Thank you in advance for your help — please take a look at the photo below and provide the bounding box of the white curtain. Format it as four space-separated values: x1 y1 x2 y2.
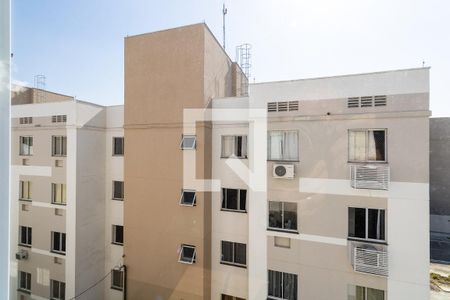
283 131 298 161
367 130 377 161
349 131 366 161
241 136 248 158
269 132 283 160
221 136 235 157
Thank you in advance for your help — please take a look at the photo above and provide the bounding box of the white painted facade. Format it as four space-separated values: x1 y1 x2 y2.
10 99 124 300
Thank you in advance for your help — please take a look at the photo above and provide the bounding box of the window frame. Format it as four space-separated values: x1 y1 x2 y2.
112 137 124 156
179 189 197 206
52 136 67 157
220 240 247 268
19 180 31 201
221 188 247 213
51 231 66 255
19 136 33 156
178 244 196 264
19 117 33 125
52 115 67 123
268 201 298 233
111 268 124 291
221 295 245 300
267 130 299 162
220 135 248 159
18 271 31 292
51 183 67 205
268 269 298 300
347 285 385 300
180 135 196 150
112 181 124 200
348 129 387 163
19 226 32 247
50 279 65 300
112 225 124 245
348 207 386 243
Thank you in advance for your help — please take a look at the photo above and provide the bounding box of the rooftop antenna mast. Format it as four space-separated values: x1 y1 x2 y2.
222 2 227 50
34 74 46 103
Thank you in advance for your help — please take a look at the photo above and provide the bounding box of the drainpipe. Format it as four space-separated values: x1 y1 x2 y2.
122 265 127 300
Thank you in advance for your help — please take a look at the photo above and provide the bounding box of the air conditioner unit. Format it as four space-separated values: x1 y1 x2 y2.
16 249 28 260
273 164 294 179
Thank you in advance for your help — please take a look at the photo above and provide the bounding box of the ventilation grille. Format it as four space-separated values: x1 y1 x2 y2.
267 101 299 112
350 164 390 190
347 95 387 108
353 247 388 277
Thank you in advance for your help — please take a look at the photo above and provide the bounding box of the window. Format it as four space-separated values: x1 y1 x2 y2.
51 231 66 254
348 285 385 300
19 226 32 246
52 183 66 205
180 190 196 206
349 129 386 162
268 270 298 300
50 279 65 300
348 208 385 241
113 137 124 156
222 188 246 212
180 135 196 149
19 181 31 200
268 131 298 161
111 268 124 290
221 136 247 158
178 244 196 264
112 225 124 245
19 117 33 124
18 271 31 292
52 115 67 123
268 201 298 232
221 241 246 267
221 295 245 300
113 181 124 200
52 136 67 157
19 136 33 156
274 237 291 248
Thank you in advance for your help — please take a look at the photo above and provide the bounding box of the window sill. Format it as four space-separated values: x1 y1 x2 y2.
267 228 299 234
18 198 32 202
51 202 67 206
220 157 248 160
17 289 31 295
347 237 387 245
112 242 124 246
52 155 67 158
267 159 299 163
19 154 33 157
348 161 388 164
18 244 31 248
112 198 124 201
110 286 124 291
179 203 196 207
220 261 247 269
112 154 124 157
50 250 66 256
221 209 247 214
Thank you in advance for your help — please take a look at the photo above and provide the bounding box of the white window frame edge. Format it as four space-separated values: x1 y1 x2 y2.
178 244 196 264
180 135 197 150
348 207 387 243
179 189 196 206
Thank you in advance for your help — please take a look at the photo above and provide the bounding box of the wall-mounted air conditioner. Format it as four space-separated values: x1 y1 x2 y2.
16 249 29 260
273 164 294 179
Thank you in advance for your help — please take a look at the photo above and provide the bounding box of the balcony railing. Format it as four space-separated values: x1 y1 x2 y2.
353 245 388 277
350 164 390 190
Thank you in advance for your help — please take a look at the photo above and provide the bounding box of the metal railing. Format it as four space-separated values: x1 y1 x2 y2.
353 246 388 276
350 164 390 190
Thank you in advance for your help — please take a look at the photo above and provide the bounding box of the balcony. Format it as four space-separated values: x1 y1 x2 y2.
350 164 390 190
350 241 388 277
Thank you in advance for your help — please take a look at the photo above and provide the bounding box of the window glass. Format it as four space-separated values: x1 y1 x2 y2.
239 190 247 211
234 242 246 265
180 135 196 149
368 209 385 240
283 272 298 300
349 129 386 162
180 190 196 206
179 245 196 263
268 270 283 298
348 207 366 239
113 137 124 155
269 202 283 229
113 225 124 244
367 288 385 300
111 269 124 290
283 202 297 230
268 131 298 161
226 189 238 210
113 181 124 199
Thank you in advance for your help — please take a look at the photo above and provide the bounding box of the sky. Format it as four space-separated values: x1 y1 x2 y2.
11 0 450 116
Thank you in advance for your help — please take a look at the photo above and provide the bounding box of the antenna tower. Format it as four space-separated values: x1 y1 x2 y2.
34 75 46 103
236 44 252 96
222 3 227 49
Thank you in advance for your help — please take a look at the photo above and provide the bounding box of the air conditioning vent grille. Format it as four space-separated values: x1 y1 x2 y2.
353 247 388 276
288 101 299 111
350 164 390 190
347 95 387 108
267 101 300 112
267 102 277 112
277 102 288 112
374 95 387 106
347 97 360 108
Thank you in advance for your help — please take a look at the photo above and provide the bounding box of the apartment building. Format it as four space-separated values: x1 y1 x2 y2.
10 23 430 300
124 23 430 300
430 117 450 263
10 87 125 300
